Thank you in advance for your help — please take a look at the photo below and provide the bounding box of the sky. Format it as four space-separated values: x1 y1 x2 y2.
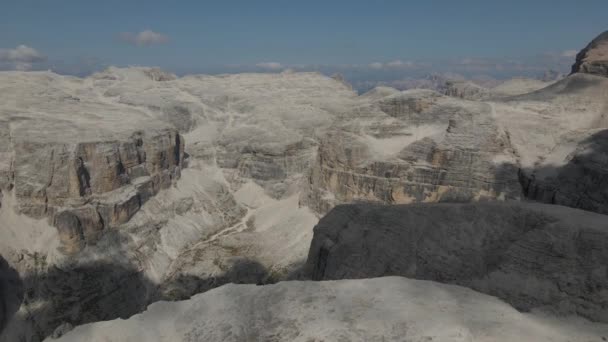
1 0 607 89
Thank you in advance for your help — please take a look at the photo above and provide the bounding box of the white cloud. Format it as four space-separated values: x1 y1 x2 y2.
369 62 384 69
561 49 578 58
386 60 415 68
120 30 169 46
0 45 46 70
386 60 404 67
368 60 416 69
256 62 283 70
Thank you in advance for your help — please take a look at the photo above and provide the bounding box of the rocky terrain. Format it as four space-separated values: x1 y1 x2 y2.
0 31 606 341
50 277 608 342
443 78 555 100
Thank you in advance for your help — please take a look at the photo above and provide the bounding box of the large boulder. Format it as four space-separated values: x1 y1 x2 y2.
304 202 608 322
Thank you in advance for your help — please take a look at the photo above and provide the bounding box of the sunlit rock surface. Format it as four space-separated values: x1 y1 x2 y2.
51 277 608 342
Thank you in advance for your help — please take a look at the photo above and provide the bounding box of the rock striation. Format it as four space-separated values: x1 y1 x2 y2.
0 69 353 341
0 70 185 253
443 80 491 100
305 89 522 214
305 202 608 322
571 31 608 77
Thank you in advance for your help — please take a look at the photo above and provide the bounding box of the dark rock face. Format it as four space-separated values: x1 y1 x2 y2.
519 130 608 215
1 258 151 342
571 31 608 77
0 255 23 336
304 202 608 322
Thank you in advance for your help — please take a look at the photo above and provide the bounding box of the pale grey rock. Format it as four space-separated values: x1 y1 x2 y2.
305 89 522 214
0 69 350 341
305 202 608 322
443 80 491 100
1 44 607 341
51 277 608 342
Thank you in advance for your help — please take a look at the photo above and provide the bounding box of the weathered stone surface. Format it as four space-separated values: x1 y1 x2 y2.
571 31 608 77
52 277 608 342
305 90 522 214
305 202 608 322
0 69 350 341
444 80 491 100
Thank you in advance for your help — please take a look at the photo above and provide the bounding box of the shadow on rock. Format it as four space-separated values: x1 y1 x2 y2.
1 229 276 342
158 258 271 302
1 258 154 342
516 129 608 215
0 254 24 336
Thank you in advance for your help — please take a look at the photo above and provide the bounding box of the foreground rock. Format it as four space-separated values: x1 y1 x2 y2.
305 202 608 322
50 277 608 342
572 31 608 77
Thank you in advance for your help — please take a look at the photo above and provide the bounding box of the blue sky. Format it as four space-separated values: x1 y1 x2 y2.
1 0 606 87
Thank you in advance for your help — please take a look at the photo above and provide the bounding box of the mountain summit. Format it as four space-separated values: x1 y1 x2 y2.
571 30 608 77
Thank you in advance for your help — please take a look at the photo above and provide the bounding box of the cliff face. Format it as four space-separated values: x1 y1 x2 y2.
0 71 185 254
305 90 523 214
304 202 608 322
571 31 608 77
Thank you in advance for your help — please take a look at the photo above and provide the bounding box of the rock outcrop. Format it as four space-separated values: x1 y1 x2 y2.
571 31 608 77
14 129 184 253
305 202 608 322
51 277 608 342
443 80 491 100
305 89 522 214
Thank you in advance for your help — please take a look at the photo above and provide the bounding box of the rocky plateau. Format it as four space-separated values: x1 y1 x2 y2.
0 31 607 342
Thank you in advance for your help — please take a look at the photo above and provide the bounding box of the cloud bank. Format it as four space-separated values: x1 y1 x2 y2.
0 45 46 70
256 62 283 70
561 50 578 58
119 30 169 46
